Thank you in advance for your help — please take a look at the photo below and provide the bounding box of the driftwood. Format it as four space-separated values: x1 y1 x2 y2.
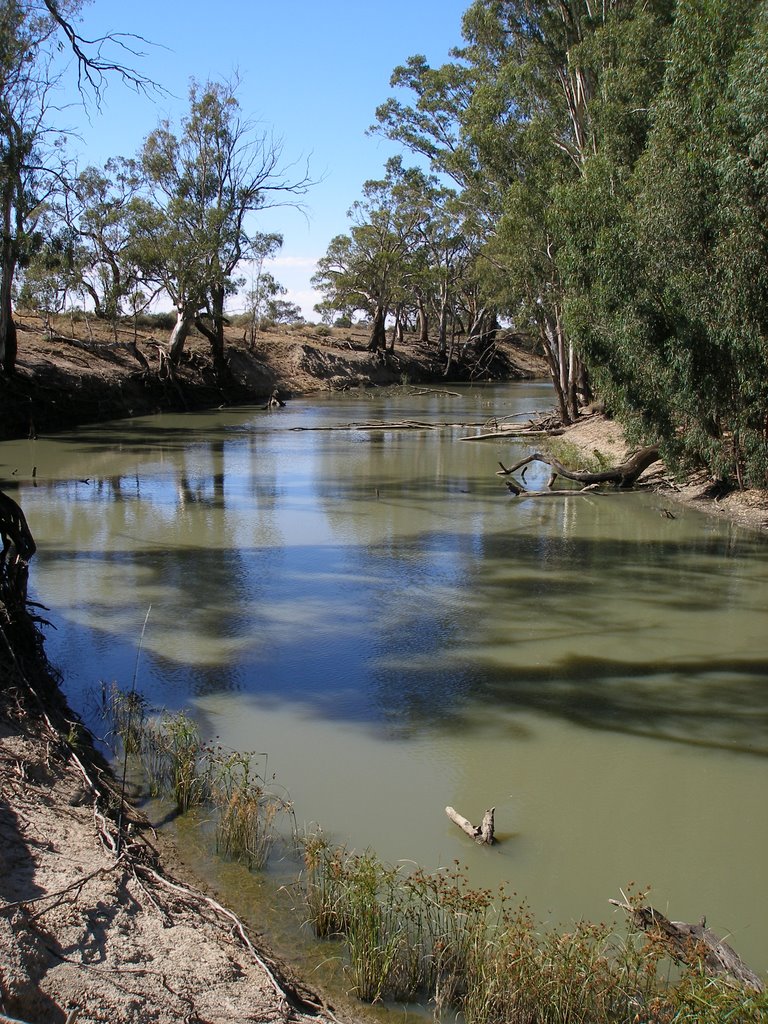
290 420 475 432
497 445 661 496
461 427 566 442
609 896 764 992
445 805 495 844
262 389 286 409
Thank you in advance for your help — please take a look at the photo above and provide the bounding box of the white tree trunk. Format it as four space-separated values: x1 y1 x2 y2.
168 306 194 364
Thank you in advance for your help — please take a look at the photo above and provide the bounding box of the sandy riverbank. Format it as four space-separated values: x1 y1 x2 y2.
562 413 768 535
0 642 344 1024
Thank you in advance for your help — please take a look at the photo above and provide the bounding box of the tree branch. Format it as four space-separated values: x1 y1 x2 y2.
43 1 163 104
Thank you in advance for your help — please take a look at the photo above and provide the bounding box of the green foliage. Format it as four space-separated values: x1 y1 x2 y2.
135 78 309 364
371 0 768 483
561 0 768 486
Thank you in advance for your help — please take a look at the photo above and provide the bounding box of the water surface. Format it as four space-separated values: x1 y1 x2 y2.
3 381 766 975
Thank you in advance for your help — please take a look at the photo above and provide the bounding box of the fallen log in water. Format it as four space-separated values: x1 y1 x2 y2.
609 895 764 992
497 445 662 496
460 427 566 442
445 805 495 844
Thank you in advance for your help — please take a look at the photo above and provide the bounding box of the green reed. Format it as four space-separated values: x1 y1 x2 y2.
209 748 290 870
102 680 148 756
299 840 768 1022
103 686 290 869
141 709 210 811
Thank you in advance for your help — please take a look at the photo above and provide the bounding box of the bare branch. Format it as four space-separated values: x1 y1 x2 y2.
42 0 164 105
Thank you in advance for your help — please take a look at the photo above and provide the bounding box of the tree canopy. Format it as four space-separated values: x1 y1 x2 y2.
321 0 767 486
6 0 768 488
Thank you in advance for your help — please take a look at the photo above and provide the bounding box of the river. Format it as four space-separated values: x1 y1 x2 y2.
3 381 767 993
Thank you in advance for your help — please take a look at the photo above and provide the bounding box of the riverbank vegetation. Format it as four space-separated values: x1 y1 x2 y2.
101 684 768 1020
299 837 767 1021
315 0 768 492
104 685 293 871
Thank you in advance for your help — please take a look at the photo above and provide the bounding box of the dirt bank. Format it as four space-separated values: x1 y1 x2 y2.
1 314 546 441
0 613 343 1024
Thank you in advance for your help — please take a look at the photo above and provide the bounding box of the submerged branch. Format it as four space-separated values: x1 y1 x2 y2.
610 895 764 992
497 446 662 496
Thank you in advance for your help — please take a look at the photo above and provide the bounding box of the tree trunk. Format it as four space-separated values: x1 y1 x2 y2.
0 271 17 376
539 308 574 426
436 297 449 356
417 295 429 343
498 446 662 494
367 305 387 352
168 306 195 364
389 303 404 352
0 190 18 375
207 282 226 372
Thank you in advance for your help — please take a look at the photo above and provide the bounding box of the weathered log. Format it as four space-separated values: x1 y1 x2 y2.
609 896 764 992
446 805 495 845
461 428 565 442
498 445 661 496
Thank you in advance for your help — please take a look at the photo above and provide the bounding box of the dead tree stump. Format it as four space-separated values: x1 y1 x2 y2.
446 805 495 844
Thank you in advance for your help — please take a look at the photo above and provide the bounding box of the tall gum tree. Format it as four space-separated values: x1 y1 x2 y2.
0 0 157 373
137 79 311 372
373 1 665 423
312 159 423 352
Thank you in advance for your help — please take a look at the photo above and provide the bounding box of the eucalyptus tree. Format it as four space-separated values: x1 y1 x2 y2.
387 162 477 356
0 0 156 373
570 0 768 485
312 159 422 351
372 5 591 420
47 157 148 323
137 78 310 369
243 230 284 345
1 1 62 372
374 3 668 419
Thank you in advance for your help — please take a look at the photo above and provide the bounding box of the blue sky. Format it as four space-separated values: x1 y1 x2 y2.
65 0 471 319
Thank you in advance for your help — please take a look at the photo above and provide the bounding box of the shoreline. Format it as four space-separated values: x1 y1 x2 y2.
560 413 768 537
0 634 345 1024
2 330 766 1021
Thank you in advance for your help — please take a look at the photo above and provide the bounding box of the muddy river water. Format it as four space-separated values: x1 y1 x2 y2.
3 381 767 989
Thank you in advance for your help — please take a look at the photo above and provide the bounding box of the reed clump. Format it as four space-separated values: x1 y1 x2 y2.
102 681 148 756
209 748 287 870
299 838 768 1022
104 686 292 870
